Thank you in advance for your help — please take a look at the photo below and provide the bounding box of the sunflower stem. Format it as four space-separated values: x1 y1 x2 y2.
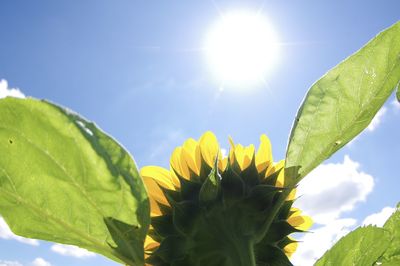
232 237 256 266
254 188 291 244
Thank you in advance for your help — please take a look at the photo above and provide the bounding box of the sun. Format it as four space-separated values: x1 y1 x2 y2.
205 11 279 88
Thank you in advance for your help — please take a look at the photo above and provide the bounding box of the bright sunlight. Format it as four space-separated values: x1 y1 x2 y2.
205 11 279 87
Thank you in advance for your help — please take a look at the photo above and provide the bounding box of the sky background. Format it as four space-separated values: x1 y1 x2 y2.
0 1 399 265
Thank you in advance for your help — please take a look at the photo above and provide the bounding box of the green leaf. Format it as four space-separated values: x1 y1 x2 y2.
396 83 400 102
315 226 391 266
381 205 400 263
382 260 400 266
286 21 400 180
0 97 150 265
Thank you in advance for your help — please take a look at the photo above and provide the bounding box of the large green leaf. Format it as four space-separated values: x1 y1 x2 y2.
315 226 391 266
0 97 150 265
286 21 400 180
381 205 400 264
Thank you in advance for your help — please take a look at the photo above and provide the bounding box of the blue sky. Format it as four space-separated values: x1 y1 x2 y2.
0 1 399 265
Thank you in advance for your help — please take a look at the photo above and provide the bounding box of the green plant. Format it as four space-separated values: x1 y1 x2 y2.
0 21 399 266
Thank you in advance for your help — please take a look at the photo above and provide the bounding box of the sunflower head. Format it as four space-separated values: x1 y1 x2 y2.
141 132 312 266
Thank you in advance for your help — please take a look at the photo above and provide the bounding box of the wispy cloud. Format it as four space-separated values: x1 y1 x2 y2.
0 217 39 246
362 206 396 227
291 155 374 265
0 79 25 99
292 205 397 265
367 106 387 132
291 218 357 266
0 261 23 266
148 129 185 160
295 155 374 224
50 244 95 258
31 258 51 266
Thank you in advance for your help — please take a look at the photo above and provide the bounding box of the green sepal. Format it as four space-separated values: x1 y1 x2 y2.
263 220 301 243
172 201 199 236
255 244 293 266
277 200 295 220
151 215 175 238
158 203 173 216
152 235 188 263
160 186 182 205
199 159 213 182
145 254 169 266
246 185 281 212
241 154 260 189
199 156 221 206
263 168 283 186
198 256 229 266
147 227 163 245
175 174 202 202
229 151 243 176
278 236 298 250
221 160 245 205
171 256 198 266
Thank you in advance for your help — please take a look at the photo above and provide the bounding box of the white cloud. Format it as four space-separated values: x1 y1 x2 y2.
291 218 357 266
366 106 387 131
31 258 51 266
292 156 379 264
0 261 23 266
0 79 25 99
220 148 228 158
362 206 396 227
148 130 185 160
296 155 374 224
292 206 397 265
51 244 95 258
0 217 40 246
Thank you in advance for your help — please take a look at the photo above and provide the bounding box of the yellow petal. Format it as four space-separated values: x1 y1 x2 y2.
243 144 255 168
255 134 273 173
301 216 313 230
265 159 285 181
170 147 191 180
284 241 298 258
288 209 313 231
141 166 179 190
148 197 163 217
199 131 220 168
144 234 159 251
228 136 236 162
142 176 169 207
265 160 285 187
218 157 228 172
275 168 285 187
182 138 201 176
233 143 255 171
287 188 297 201
289 207 301 217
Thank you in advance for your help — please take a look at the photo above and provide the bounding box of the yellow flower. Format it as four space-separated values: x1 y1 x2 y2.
141 131 312 265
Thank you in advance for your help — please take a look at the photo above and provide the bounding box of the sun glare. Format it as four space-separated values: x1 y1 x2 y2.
205 11 279 88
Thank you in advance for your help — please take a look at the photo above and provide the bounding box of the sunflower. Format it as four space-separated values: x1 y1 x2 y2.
141 132 312 266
